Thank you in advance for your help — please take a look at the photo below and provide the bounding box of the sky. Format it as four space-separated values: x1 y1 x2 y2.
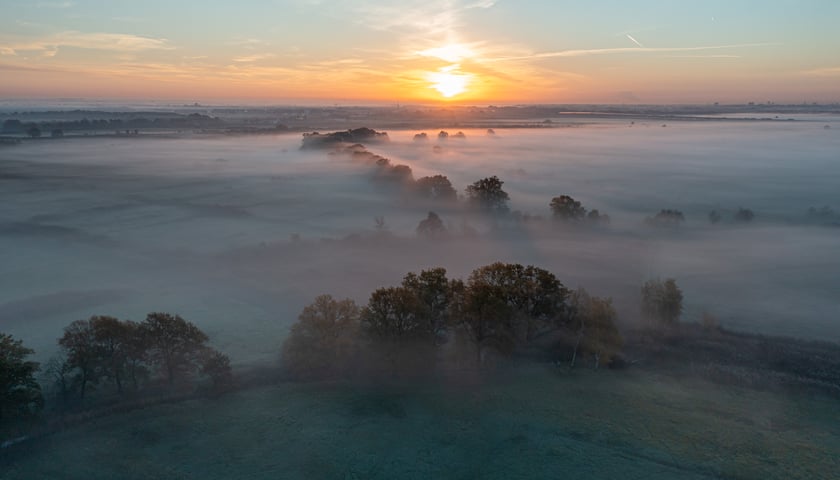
1 0 839 105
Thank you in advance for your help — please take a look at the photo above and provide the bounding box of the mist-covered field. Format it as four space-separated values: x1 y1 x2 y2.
4 367 839 480
2 118 839 364
3 115 840 478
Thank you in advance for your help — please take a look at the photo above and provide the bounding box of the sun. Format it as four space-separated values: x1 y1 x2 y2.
428 66 472 98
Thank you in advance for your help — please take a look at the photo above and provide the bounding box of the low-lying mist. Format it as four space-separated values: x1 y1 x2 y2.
2 119 839 364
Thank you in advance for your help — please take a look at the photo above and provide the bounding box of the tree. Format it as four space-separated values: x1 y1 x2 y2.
362 287 428 344
454 279 514 363
645 209 685 227
281 295 361 378
0 333 43 422
467 263 569 342
415 175 457 202
2 119 24 133
400 268 461 345
201 349 233 390
456 263 569 363
641 278 683 326
51 129 64 138
141 313 209 385
734 208 754 223
587 209 610 224
569 289 622 369
465 176 510 213
708 210 722 224
550 195 586 221
89 316 135 393
58 319 99 399
416 211 447 238
44 354 74 408
26 125 41 138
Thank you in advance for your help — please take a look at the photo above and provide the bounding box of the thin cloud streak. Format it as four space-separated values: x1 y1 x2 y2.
625 34 644 48
487 43 777 62
0 31 173 55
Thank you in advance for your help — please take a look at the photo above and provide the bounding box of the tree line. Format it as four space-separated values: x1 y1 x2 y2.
2 270 683 428
282 263 684 380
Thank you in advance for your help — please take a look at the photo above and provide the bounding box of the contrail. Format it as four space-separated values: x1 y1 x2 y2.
626 34 644 48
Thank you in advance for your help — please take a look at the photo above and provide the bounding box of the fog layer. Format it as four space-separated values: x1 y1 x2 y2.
2 119 839 362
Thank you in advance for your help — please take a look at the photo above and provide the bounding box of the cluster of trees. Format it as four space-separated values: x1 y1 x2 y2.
51 313 231 403
302 127 389 149
550 195 611 224
0 313 231 427
708 208 755 224
321 136 620 225
281 263 632 379
645 209 686 227
2 275 687 427
640 279 684 326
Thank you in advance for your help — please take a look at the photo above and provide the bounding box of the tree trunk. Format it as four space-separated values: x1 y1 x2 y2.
570 333 582 368
594 352 600 370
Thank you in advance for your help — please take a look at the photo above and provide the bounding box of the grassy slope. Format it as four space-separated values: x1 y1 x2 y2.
3 365 838 480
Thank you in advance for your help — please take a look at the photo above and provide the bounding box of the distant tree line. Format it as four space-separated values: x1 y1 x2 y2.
1 114 221 136
314 132 786 232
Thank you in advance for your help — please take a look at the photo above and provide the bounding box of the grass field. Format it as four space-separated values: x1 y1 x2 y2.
3 365 838 479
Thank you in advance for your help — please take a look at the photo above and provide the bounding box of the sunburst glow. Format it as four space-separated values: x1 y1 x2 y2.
428 66 472 98
417 43 475 63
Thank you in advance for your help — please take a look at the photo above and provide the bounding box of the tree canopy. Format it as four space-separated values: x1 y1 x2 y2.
416 211 447 239
465 176 510 213
0 333 43 421
281 295 361 378
550 195 587 221
641 278 683 326
142 312 210 385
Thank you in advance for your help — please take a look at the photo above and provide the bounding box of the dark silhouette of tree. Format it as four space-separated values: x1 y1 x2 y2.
465 176 510 213
550 195 586 221
141 313 209 385
415 175 457 202
58 319 99 399
50 129 64 138
362 287 428 344
587 209 610 224
400 268 462 345
201 350 233 390
734 208 754 223
416 211 447 238
437 130 449 140
708 210 722 224
456 263 569 363
44 354 75 408
645 209 685 227
89 316 137 394
2 119 24 133
413 132 428 141
1 333 43 421
454 278 514 363
282 295 361 378
641 278 683 326
26 125 41 138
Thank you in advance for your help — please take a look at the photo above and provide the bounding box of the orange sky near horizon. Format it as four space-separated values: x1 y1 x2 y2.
2 1 839 105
